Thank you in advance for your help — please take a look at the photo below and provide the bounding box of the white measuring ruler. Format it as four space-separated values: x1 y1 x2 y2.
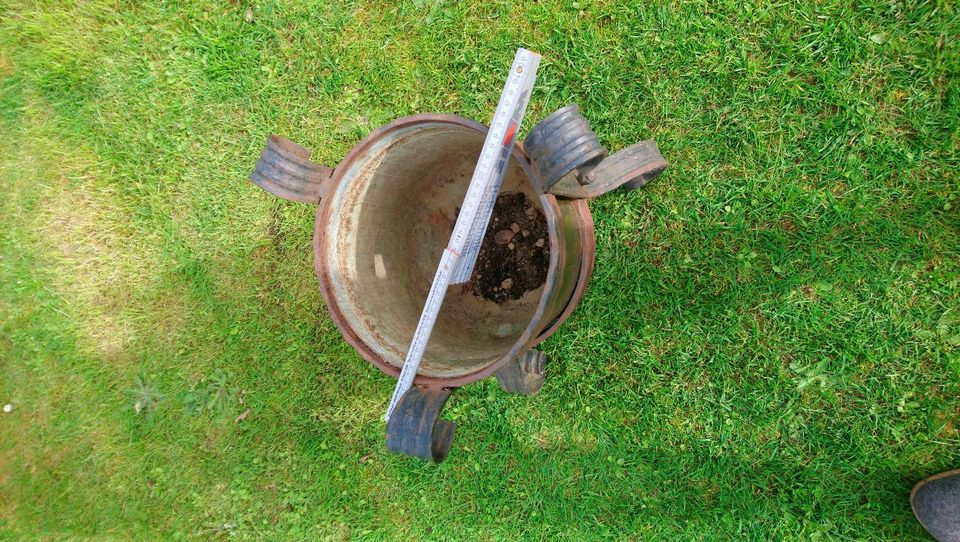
384 48 540 421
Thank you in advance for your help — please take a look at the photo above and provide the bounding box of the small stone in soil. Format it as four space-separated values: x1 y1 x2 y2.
521 229 530 237
535 238 545 247
495 229 516 245
508 242 515 250
510 223 520 233
501 278 513 289
525 207 536 217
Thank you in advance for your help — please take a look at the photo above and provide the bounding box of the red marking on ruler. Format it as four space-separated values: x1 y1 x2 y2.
502 121 517 147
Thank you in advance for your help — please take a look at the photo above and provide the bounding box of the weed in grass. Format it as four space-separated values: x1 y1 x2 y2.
182 369 237 416
128 370 164 419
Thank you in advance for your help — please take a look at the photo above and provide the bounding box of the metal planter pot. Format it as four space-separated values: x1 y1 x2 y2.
249 105 667 462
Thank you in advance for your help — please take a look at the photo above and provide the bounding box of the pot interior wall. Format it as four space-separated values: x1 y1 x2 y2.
324 122 548 379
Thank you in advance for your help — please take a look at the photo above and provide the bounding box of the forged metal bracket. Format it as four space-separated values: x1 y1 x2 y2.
385 386 456 463
523 104 606 193
580 140 668 195
250 135 334 204
495 349 546 396
523 104 668 199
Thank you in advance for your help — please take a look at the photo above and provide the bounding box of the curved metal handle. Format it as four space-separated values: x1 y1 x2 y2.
524 104 607 190
250 135 334 204
578 140 668 196
385 386 456 463
523 104 668 199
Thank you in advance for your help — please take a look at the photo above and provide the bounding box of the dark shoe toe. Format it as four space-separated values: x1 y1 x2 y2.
912 470 960 542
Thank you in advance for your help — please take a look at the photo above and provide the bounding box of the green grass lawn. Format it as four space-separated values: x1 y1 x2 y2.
1 0 958 539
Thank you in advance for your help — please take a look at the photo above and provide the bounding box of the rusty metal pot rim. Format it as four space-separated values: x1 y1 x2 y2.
313 113 594 388
533 197 595 344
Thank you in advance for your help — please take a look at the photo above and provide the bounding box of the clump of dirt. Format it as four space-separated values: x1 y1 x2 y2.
466 192 549 304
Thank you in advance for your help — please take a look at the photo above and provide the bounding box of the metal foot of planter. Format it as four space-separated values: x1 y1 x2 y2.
385 386 455 463
496 349 546 396
246 104 667 462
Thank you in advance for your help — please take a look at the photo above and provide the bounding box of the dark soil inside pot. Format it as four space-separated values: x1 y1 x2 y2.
464 192 550 304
